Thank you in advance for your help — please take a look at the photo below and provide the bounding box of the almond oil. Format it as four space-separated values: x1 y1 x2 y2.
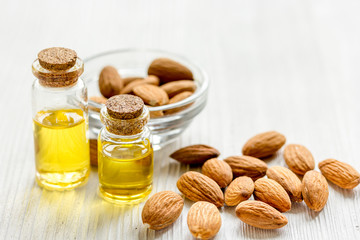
98 95 153 204
98 138 153 203
33 109 90 190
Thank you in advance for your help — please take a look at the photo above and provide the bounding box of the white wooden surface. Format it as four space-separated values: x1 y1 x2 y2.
1 0 360 239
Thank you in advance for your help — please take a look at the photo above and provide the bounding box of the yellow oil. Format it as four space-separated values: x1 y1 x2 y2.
33 109 90 190
98 137 153 204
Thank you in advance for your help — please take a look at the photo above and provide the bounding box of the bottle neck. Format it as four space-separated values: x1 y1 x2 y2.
101 126 151 142
100 106 150 136
32 58 84 88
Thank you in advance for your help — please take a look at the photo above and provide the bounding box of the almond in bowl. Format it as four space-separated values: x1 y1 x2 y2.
83 49 208 149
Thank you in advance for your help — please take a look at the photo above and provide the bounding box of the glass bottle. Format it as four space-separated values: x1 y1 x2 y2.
31 47 90 190
98 94 153 204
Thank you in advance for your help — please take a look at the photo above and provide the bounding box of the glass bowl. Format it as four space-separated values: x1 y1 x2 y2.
83 49 209 149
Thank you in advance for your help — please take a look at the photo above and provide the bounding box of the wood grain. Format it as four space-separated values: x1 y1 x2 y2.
0 0 360 239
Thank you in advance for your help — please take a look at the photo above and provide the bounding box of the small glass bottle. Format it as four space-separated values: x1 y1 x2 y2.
98 94 153 204
31 47 90 190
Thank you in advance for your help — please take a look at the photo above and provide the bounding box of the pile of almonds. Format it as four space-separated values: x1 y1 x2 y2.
90 58 197 117
141 131 360 239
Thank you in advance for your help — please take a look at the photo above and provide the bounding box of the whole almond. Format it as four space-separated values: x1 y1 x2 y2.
202 158 233 188
254 178 291 212
120 75 160 94
164 91 193 115
170 144 220 165
266 166 303 202
302 170 329 211
235 200 288 229
225 176 254 206
133 84 169 106
284 144 315 175
160 80 196 98
319 159 360 189
99 66 123 98
122 76 143 86
142 191 184 230
89 139 98 166
148 58 193 84
187 201 221 240
224 156 267 180
242 131 286 158
177 171 224 207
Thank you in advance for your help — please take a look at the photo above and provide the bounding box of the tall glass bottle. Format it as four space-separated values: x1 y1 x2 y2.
31 47 90 190
98 94 153 204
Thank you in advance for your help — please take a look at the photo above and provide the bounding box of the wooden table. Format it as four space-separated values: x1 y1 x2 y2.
1 0 359 239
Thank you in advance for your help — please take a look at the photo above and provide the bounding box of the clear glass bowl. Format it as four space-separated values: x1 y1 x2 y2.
83 49 209 149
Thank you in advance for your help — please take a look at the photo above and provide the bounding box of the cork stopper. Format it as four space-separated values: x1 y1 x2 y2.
106 95 144 120
32 47 83 88
101 94 149 135
38 47 77 71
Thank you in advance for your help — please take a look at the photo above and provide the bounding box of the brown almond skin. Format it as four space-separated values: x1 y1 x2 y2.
302 170 329 211
160 80 196 98
224 156 267 180
122 76 143 86
89 139 98 166
170 145 220 165
120 75 160 94
225 176 254 206
133 84 169 106
187 201 221 239
177 171 224 207
319 159 360 189
202 158 233 188
142 191 184 230
148 108 164 119
164 91 193 115
235 200 288 229
254 178 291 212
242 131 286 158
284 144 315 175
148 58 193 84
99 66 123 98
266 166 303 202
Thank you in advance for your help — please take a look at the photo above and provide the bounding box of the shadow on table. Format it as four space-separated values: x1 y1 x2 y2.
328 181 358 199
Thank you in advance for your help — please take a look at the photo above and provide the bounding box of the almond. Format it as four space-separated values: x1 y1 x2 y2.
242 131 286 158
122 76 143 86
160 80 196 98
164 91 193 115
319 159 360 189
253 178 291 212
89 139 98 166
235 200 288 229
202 158 233 188
177 171 224 207
99 66 123 98
133 84 169 106
142 191 184 230
170 144 220 165
120 75 160 94
283 144 315 175
266 166 303 202
148 107 164 118
148 58 193 84
224 176 254 206
187 201 221 239
302 170 329 211
224 156 267 180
